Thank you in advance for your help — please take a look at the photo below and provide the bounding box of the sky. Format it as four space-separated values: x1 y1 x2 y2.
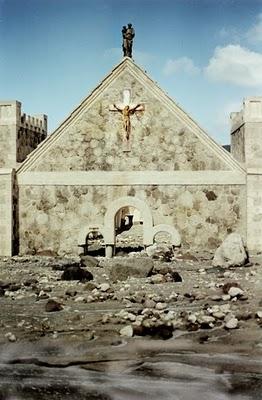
0 0 262 145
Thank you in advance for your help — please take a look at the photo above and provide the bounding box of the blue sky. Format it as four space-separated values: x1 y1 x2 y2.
0 0 262 144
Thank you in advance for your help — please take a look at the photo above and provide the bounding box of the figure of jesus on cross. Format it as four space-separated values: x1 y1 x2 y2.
110 89 144 149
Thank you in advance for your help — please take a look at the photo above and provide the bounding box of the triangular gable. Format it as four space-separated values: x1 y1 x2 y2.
17 57 245 174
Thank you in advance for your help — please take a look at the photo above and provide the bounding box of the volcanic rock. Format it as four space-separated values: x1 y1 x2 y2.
80 255 100 268
61 266 93 282
45 299 63 312
109 258 153 282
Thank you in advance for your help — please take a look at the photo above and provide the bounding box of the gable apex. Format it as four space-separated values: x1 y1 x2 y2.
18 57 244 174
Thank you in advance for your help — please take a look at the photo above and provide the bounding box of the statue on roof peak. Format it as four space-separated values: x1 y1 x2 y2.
122 23 135 58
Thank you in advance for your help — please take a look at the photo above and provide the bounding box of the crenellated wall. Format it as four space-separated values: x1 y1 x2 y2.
0 101 47 168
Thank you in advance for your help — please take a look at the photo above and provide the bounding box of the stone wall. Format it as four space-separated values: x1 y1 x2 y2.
231 125 245 164
18 184 246 255
244 121 262 168
0 101 47 168
17 127 46 163
247 174 262 252
0 125 16 168
0 170 14 256
30 71 230 172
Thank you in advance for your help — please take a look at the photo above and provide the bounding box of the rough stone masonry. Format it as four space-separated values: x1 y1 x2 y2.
0 57 262 257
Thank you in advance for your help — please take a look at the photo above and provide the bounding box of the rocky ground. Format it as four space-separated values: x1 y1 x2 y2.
0 233 261 399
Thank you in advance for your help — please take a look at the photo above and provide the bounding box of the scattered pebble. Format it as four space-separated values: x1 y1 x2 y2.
225 317 238 329
5 332 16 342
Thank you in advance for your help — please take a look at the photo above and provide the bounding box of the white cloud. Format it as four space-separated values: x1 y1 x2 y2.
246 13 262 43
218 27 241 42
205 44 262 87
163 57 200 76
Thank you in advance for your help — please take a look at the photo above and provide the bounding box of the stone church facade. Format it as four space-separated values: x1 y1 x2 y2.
0 58 261 257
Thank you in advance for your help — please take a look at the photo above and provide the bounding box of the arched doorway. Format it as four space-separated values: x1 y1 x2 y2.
114 206 144 255
154 231 173 245
78 225 105 256
152 224 181 247
84 229 105 256
104 196 153 257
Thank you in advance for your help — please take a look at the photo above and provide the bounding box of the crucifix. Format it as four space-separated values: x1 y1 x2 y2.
110 89 144 151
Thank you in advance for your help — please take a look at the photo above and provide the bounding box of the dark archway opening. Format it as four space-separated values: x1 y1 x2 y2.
153 231 173 245
114 206 144 255
81 230 105 257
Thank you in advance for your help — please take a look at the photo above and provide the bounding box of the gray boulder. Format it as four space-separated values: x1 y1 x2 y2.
80 255 100 268
212 233 247 267
109 257 154 282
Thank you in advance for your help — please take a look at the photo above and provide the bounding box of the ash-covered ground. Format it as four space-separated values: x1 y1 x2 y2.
0 231 261 399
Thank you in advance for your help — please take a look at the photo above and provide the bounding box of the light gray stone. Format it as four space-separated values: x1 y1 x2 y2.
212 233 248 267
222 294 231 301
5 332 16 342
228 286 244 298
120 325 133 337
212 311 225 320
198 315 215 324
99 283 110 292
188 314 197 323
143 299 156 308
151 274 166 284
225 317 238 329
74 296 86 302
155 302 167 310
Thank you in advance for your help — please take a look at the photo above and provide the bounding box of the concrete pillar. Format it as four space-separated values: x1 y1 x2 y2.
105 245 114 258
0 169 14 256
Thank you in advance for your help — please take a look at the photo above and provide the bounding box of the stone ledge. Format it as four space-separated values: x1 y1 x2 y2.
17 171 246 186
0 168 14 175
